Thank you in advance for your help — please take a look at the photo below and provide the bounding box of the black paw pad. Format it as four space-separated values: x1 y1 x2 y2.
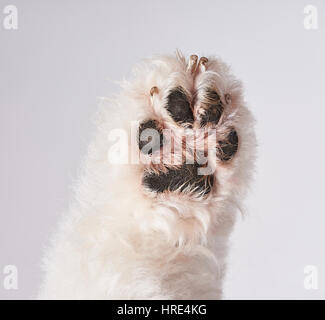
200 89 224 127
138 120 164 154
142 163 214 195
166 87 194 125
218 128 238 161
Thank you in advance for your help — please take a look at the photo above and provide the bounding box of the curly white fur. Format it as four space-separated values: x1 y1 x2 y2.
38 51 256 300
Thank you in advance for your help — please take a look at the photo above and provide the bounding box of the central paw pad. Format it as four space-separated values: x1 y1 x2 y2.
143 163 214 195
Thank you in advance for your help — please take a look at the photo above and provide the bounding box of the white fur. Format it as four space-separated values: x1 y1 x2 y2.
38 51 256 300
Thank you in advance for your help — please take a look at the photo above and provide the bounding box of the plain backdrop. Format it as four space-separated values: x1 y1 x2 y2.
1 0 324 299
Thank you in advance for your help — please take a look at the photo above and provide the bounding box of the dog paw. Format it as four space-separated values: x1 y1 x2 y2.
137 56 239 197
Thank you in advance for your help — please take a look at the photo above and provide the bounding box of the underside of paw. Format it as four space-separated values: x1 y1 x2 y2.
137 55 240 197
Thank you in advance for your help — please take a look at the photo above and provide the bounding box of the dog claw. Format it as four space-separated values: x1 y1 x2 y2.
225 93 232 104
187 54 198 74
150 86 159 96
150 86 159 105
199 57 208 72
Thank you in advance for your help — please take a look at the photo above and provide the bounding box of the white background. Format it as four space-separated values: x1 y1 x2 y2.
1 0 324 299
